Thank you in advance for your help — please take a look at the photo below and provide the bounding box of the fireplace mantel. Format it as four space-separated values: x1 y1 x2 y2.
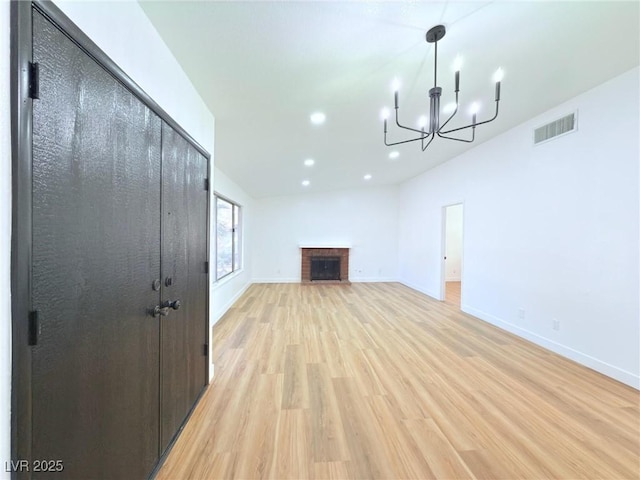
300 247 350 284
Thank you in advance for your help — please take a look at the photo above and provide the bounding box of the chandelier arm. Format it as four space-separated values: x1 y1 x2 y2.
439 101 500 135
421 133 436 151
438 106 459 131
395 109 426 135
436 129 475 143
384 131 430 147
437 91 459 131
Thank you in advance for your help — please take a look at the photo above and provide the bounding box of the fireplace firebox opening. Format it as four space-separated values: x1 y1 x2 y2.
310 256 341 281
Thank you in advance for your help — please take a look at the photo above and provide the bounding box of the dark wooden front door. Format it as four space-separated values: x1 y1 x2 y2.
160 124 209 451
31 10 161 479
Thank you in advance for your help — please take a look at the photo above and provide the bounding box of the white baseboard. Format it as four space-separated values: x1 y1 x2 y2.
350 277 398 283
252 277 399 284
252 277 299 284
445 276 461 282
398 279 441 301
462 305 640 390
212 281 252 324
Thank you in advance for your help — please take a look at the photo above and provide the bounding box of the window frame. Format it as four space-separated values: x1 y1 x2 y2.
214 193 242 281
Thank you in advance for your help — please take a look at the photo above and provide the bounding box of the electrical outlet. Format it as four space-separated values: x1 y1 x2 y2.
518 308 525 320
553 319 560 331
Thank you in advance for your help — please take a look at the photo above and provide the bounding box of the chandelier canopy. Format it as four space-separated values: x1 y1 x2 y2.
382 25 503 151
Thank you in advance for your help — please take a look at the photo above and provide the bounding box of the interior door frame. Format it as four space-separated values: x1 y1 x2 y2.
10 0 211 474
440 201 465 303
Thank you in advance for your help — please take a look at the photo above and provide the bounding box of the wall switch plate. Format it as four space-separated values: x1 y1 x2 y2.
518 308 525 320
553 319 560 331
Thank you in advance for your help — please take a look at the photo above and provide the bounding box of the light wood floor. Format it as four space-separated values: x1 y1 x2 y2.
445 281 461 307
157 283 640 480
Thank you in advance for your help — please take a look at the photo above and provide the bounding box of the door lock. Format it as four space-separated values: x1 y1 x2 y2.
150 305 170 317
163 300 181 311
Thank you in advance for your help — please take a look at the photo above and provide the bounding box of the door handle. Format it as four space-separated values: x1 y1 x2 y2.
163 300 181 311
150 305 170 317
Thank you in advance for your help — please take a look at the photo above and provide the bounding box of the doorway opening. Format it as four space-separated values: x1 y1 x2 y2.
441 203 464 308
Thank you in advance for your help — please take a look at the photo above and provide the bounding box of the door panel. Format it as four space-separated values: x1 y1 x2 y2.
32 10 161 478
160 124 209 451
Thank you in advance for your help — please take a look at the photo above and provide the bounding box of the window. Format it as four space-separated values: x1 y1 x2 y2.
215 195 242 280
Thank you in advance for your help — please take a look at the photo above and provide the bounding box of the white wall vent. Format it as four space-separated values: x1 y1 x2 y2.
533 112 577 145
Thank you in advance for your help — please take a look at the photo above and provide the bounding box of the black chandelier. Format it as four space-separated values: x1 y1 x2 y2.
383 24 502 151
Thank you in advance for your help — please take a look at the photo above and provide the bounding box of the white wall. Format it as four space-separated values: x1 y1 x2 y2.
252 186 399 283
213 167 254 323
1 1 216 470
445 204 463 282
0 0 12 474
399 67 639 388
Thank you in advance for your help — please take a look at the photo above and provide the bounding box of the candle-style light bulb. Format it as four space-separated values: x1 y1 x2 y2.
493 68 503 101
469 102 479 125
391 78 400 109
381 108 390 121
418 116 427 129
453 55 462 93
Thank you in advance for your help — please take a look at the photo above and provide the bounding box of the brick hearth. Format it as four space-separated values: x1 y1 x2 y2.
300 247 350 284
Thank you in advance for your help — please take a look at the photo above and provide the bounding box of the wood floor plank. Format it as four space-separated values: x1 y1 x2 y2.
403 417 476 480
332 377 395 479
157 283 640 480
306 363 350 462
312 461 351 480
281 344 310 409
269 409 312 479
366 394 437 479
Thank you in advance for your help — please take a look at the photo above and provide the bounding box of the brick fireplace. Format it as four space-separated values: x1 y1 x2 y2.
300 247 350 284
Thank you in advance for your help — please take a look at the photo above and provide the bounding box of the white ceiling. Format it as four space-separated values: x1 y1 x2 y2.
140 1 639 199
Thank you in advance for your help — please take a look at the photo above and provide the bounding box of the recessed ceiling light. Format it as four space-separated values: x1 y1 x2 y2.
389 151 400 160
301 180 310 187
310 112 326 125
364 174 372 181
304 158 315 167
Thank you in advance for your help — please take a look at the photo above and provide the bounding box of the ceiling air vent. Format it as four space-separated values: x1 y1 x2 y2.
533 112 577 145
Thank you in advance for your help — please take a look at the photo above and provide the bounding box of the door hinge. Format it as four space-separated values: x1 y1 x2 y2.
204 178 209 191
203 344 209 356
29 62 40 99
204 261 209 274
28 311 40 346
